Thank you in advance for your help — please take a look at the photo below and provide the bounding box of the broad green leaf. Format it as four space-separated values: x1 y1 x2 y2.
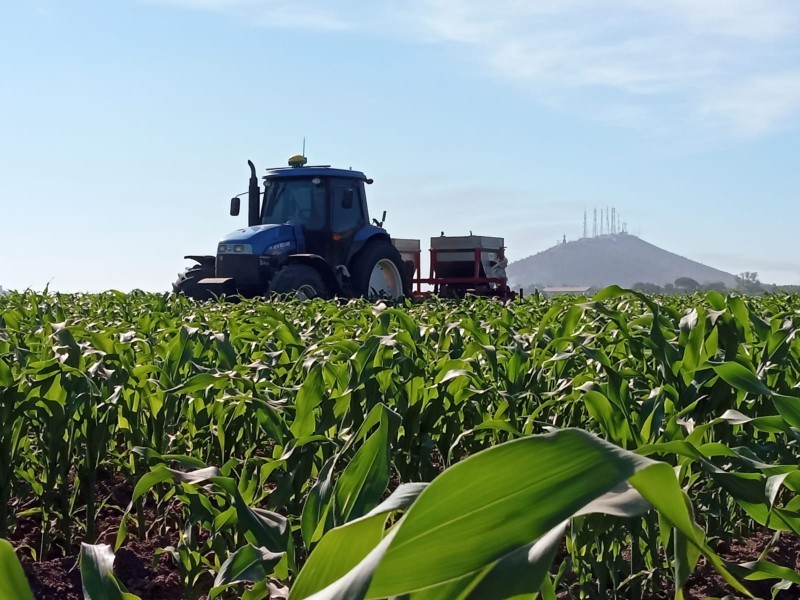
212 477 289 553
368 429 652 596
773 394 800 429
713 362 772 396
628 463 746 595
168 372 224 394
210 544 284 597
333 407 391 524
292 483 427 600
301 429 742 600
79 543 140 600
292 365 325 437
0 539 34 600
0 358 13 387
301 455 338 546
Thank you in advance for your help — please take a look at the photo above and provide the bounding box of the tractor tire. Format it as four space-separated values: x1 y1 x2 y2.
350 240 409 300
173 263 216 300
268 264 330 299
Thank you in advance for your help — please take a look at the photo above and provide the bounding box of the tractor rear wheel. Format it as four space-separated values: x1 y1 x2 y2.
350 241 408 300
173 263 216 300
268 264 330 299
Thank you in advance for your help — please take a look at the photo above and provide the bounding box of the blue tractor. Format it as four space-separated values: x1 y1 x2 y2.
174 156 409 300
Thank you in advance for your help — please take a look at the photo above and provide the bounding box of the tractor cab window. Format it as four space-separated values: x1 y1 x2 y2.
261 178 326 230
330 179 363 234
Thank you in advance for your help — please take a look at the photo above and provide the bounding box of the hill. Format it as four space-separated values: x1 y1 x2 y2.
507 234 738 290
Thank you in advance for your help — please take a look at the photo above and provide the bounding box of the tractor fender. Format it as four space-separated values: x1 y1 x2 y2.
346 229 391 265
184 255 216 267
284 254 341 295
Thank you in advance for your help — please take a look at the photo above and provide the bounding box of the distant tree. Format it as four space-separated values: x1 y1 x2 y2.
632 282 662 294
700 281 727 292
663 283 675 294
736 271 764 295
674 277 700 293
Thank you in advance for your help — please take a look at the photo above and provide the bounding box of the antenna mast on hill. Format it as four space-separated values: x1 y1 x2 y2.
586 206 627 237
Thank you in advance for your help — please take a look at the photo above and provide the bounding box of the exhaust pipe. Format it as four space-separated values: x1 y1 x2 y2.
247 160 260 227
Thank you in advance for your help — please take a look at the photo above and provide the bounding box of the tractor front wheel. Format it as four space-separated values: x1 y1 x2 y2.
351 241 408 300
173 263 216 300
268 264 330 299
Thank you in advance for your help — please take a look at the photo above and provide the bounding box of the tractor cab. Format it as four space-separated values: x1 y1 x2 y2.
256 158 372 266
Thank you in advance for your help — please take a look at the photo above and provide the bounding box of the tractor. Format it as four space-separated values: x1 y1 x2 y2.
174 155 409 300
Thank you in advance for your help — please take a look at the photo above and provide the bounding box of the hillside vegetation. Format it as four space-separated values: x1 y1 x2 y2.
508 233 738 290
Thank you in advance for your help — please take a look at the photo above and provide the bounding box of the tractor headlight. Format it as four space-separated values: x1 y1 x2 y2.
266 241 293 255
218 243 252 254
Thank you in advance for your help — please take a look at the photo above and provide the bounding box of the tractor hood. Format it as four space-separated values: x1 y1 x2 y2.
217 223 302 255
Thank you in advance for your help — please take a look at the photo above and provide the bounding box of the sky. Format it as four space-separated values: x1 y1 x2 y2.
1 0 799 292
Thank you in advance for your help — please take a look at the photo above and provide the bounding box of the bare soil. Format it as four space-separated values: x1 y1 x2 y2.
682 529 800 600
11 470 184 600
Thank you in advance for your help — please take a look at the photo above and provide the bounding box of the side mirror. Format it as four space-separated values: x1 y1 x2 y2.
342 189 354 209
230 197 240 216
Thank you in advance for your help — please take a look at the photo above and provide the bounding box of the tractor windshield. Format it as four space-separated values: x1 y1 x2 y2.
261 178 326 230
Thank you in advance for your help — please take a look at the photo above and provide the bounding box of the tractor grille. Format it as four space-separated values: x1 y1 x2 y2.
216 254 261 285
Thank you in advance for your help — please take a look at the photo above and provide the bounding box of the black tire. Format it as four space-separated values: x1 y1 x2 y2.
350 240 409 300
173 263 216 300
268 264 330 299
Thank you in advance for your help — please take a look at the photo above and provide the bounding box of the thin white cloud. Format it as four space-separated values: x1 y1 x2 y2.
701 73 800 135
650 0 798 40
141 0 800 136
404 0 800 136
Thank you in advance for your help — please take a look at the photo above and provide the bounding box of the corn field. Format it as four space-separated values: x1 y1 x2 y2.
1 287 800 599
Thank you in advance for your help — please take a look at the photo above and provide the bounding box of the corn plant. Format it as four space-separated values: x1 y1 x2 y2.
2 289 800 598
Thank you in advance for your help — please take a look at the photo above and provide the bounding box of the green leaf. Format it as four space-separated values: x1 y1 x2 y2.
628 463 746 595
212 477 289 553
368 429 652 596
0 358 13 387
168 372 223 394
412 483 650 600
713 362 772 396
211 544 284 595
726 559 800 585
300 429 747 600
131 465 221 504
301 455 338 546
333 407 391 525
584 390 631 447
0 539 35 600
773 394 800 429
292 365 325 438
292 483 427 600
79 543 140 600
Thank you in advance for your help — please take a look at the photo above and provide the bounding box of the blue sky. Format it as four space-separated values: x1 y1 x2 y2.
2 0 799 291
